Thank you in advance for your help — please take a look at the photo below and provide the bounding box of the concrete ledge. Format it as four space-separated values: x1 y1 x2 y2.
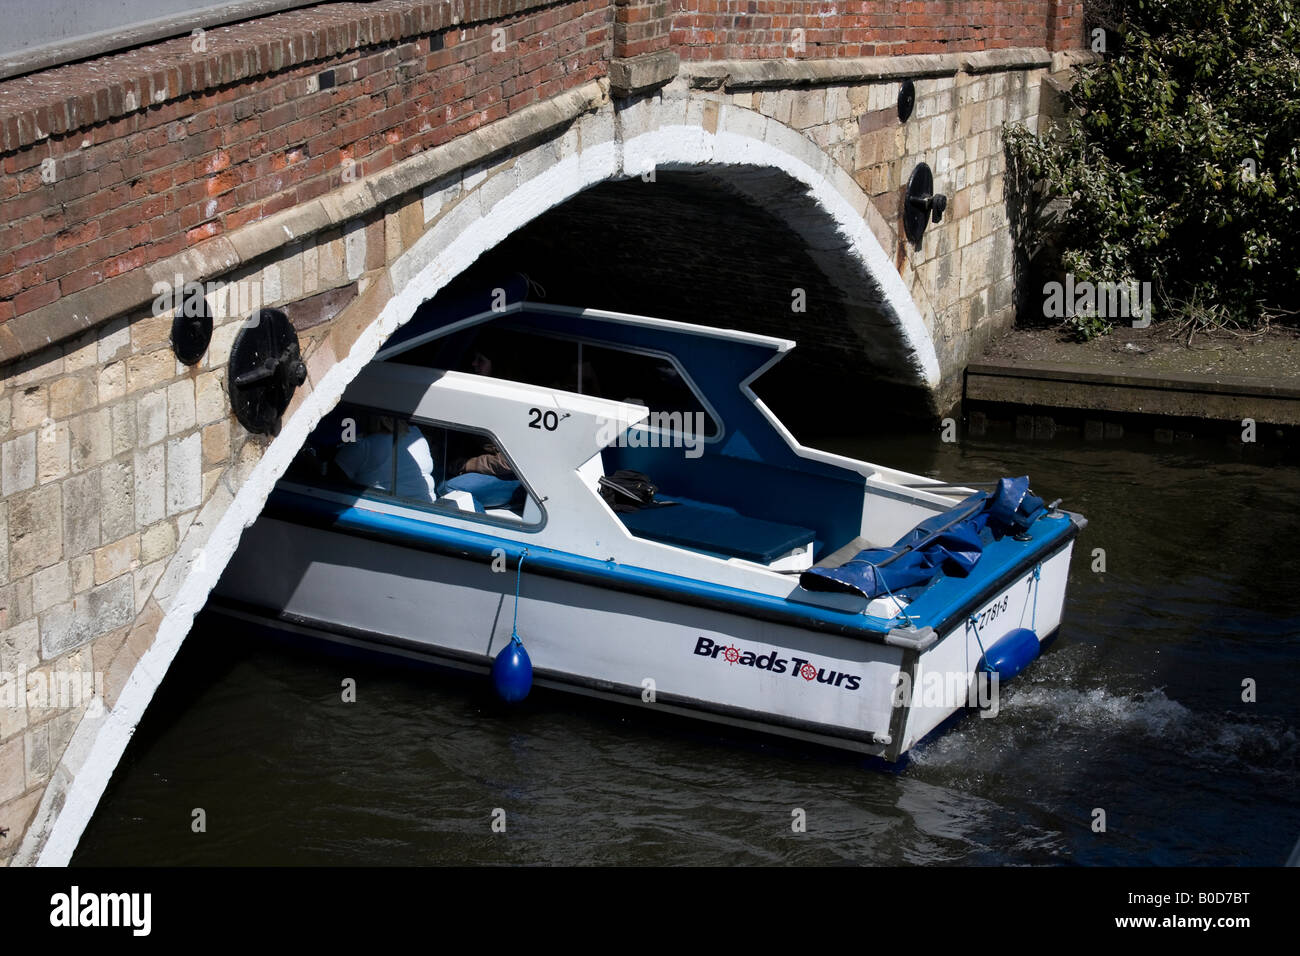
966 360 1300 425
687 53 961 90
685 46 1062 91
0 78 609 368
961 47 1051 74
1051 49 1103 73
609 50 679 97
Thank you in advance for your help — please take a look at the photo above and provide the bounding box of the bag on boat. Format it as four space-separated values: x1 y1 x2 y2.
599 470 659 513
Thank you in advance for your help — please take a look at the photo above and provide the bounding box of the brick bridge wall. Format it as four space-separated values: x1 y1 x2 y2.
0 0 1085 864
673 0 1083 59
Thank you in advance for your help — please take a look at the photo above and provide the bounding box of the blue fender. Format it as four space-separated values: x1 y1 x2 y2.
491 636 533 702
979 627 1040 681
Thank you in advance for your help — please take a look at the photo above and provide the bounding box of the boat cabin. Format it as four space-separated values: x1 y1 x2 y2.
282 299 962 618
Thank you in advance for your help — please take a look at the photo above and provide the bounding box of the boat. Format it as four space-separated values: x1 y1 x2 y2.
212 289 1086 760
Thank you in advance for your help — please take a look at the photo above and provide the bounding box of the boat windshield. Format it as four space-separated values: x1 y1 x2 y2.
391 324 720 441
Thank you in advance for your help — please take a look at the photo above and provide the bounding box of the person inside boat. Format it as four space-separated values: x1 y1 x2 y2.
438 350 524 512
334 413 439 503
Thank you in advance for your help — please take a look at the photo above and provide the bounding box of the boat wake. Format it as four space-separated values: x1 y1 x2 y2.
910 657 1297 777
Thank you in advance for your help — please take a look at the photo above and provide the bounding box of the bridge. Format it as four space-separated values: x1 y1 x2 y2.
0 0 1087 864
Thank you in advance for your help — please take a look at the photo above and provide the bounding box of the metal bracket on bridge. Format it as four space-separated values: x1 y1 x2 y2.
227 308 307 436
903 162 948 246
170 286 213 366
898 79 915 122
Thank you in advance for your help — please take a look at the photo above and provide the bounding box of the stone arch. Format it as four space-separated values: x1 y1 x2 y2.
30 95 938 864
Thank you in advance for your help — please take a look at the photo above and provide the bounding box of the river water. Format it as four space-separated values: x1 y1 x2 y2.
73 428 1300 865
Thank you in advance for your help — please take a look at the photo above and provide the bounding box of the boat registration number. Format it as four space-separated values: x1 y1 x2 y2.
970 592 1011 632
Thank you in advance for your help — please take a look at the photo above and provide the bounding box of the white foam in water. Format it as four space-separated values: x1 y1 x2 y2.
911 679 1296 775
1008 685 1192 736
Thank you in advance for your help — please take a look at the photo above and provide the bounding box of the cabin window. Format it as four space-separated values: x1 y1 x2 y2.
287 405 542 526
454 328 719 440
574 344 719 440
457 328 580 392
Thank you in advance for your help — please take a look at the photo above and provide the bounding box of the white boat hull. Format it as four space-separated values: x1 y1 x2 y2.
213 512 1077 760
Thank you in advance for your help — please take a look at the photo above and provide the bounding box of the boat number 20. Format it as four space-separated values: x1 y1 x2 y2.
528 408 559 431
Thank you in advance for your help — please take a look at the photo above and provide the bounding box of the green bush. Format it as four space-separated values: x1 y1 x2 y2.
1005 0 1300 332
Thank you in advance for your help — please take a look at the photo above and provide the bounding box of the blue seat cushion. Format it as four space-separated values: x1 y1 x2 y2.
619 496 814 564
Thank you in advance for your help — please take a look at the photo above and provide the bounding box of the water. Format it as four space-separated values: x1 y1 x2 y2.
73 429 1300 865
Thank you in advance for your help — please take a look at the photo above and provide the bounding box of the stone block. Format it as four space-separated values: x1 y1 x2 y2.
166 379 196 435
139 521 176 564
301 242 320 296
136 389 168 448
134 444 166 527
97 317 131 363
68 408 111 473
36 421 70 485
109 403 136 458
99 361 126 404
192 369 223 426
11 385 47 432
789 90 827 130
130 312 172 351
126 348 175 394
102 599 161 711
2 432 36 497
201 421 230 468
166 433 202 516
100 459 135 541
261 262 283 306
209 320 242 370
93 535 140 586
11 485 63 578
61 471 99 559
70 554 94 594
49 376 95 419
0 618 39 676
31 563 70 616
62 331 97 372
318 233 345 285
608 50 680 98
39 575 134 658
133 560 165 612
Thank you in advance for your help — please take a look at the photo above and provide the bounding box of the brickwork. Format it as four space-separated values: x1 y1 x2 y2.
614 0 673 57
671 1 1085 61
0 0 610 331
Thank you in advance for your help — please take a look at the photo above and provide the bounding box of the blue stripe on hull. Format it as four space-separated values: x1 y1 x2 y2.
262 488 1079 641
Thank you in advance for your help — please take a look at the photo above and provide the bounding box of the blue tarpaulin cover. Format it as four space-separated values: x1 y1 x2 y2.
798 476 1045 601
